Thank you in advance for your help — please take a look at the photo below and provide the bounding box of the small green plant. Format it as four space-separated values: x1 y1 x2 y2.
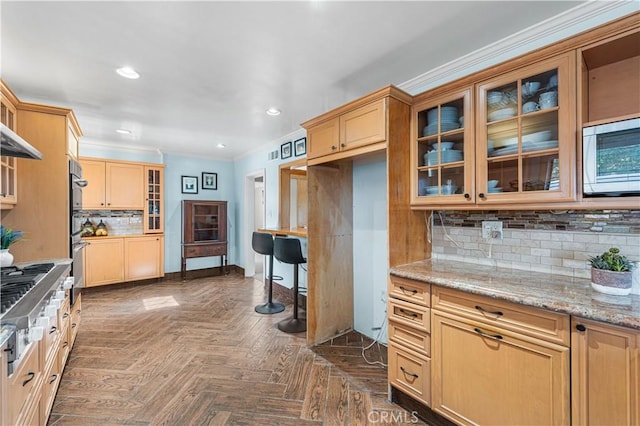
588 247 635 272
0 225 24 250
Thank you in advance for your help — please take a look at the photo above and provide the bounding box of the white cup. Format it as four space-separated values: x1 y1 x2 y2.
522 101 540 113
539 91 558 109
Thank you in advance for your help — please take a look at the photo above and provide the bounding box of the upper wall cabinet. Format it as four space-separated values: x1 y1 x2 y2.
80 158 144 210
302 87 410 165
0 81 19 209
144 165 164 233
475 52 576 205
411 53 576 208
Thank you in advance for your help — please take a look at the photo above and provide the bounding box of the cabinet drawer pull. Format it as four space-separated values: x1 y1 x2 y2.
400 366 419 379
474 305 503 316
398 308 418 318
399 286 417 295
576 324 586 332
23 371 35 386
63 312 69 319
49 374 58 384
474 327 503 340
72 323 77 328
63 341 69 348
49 326 57 334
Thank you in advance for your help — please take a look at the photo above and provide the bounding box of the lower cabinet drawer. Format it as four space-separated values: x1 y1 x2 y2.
6 342 41 425
389 320 430 357
184 243 227 258
388 342 431 407
388 297 430 332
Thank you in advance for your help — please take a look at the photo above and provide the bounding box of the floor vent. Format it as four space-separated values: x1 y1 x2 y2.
268 149 279 161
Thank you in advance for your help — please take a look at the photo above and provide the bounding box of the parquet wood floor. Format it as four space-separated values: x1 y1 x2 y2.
48 273 425 425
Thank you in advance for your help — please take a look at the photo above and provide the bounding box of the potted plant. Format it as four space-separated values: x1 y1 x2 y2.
588 247 635 296
0 225 24 267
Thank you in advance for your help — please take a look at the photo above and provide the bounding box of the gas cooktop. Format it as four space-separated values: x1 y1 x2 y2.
1 263 55 314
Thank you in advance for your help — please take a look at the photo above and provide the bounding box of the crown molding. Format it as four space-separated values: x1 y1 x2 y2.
400 1 637 95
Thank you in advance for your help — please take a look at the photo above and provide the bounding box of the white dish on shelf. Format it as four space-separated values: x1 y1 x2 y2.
488 108 516 122
523 130 552 144
488 187 503 193
423 122 460 136
522 140 558 152
491 145 518 156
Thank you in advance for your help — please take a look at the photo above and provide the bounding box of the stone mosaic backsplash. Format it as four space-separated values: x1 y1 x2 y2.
430 209 640 294
77 210 143 235
433 209 640 234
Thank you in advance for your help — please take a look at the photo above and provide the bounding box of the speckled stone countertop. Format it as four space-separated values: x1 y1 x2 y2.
390 259 640 330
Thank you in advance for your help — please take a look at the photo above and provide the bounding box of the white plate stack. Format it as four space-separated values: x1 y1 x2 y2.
423 106 460 136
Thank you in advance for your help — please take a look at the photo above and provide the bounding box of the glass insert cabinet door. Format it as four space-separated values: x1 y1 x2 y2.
412 87 474 205
144 166 164 233
475 53 576 204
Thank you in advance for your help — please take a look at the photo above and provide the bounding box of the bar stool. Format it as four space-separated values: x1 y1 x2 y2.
252 232 285 314
273 236 307 333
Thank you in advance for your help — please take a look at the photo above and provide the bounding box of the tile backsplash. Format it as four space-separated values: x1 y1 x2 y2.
78 210 143 235
431 209 640 294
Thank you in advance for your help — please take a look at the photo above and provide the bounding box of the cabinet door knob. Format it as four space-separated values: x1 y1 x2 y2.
464 193 470 199
576 324 586 332
341 143 346 148
479 193 486 199
331 145 337 150
100 203 104 206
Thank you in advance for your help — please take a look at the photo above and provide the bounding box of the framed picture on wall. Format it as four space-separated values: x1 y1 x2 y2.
294 137 306 156
281 141 292 159
181 175 198 194
202 172 218 190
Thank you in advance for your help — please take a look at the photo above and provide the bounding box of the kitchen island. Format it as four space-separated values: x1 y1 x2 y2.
388 259 639 426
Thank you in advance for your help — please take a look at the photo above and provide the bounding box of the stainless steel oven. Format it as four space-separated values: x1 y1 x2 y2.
69 159 87 306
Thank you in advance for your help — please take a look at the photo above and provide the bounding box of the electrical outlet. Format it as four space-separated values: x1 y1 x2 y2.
482 221 503 240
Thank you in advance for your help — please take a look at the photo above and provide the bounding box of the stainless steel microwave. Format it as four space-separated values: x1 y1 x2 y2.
583 117 640 197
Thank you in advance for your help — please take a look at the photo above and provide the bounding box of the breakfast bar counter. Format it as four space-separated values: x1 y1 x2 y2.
390 259 640 329
258 227 308 238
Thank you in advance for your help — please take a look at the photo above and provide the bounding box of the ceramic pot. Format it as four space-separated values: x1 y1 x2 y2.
0 249 14 267
590 268 632 296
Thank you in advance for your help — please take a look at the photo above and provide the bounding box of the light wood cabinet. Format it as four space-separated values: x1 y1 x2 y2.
70 294 82 347
1 81 19 208
5 341 41 426
80 158 144 210
388 276 432 406
144 165 164 233
84 238 124 286
411 53 577 208
125 235 164 281
431 309 570 426
571 317 639 426
303 98 387 163
84 236 164 287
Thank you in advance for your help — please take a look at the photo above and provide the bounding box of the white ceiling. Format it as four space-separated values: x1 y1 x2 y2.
1 1 584 160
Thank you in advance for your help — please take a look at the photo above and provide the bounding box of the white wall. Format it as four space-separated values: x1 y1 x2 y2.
353 153 388 342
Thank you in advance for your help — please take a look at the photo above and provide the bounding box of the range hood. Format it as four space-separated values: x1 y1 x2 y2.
0 123 43 159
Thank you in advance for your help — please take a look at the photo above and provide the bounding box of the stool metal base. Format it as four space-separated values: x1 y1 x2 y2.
277 317 307 333
255 302 285 314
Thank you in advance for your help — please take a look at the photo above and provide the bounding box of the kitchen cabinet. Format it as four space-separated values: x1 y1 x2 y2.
4 340 41 426
70 294 82 348
181 200 227 279
571 317 639 426
3 99 82 262
0 80 19 209
387 276 431 406
430 286 570 426
303 98 387 164
80 158 144 210
84 235 164 287
411 53 576 208
84 237 124 286
125 235 164 281
303 85 426 346
144 165 164 233
411 87 474 205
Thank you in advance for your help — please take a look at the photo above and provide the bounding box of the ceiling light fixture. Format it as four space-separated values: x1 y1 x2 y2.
216 143 226 149
116 66 140 79
266 108 281 116
116 128 132 134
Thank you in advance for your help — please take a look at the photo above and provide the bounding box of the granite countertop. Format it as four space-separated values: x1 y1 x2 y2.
390 259 639 330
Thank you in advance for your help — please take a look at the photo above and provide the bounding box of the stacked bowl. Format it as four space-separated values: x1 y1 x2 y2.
423 106 460 136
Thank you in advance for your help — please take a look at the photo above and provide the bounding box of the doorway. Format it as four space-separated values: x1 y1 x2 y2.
243 169 266 278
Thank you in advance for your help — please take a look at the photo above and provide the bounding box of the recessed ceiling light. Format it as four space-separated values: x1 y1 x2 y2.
266 108 281 116
216 143 226 149
116 128 132 134
116 66 140 79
